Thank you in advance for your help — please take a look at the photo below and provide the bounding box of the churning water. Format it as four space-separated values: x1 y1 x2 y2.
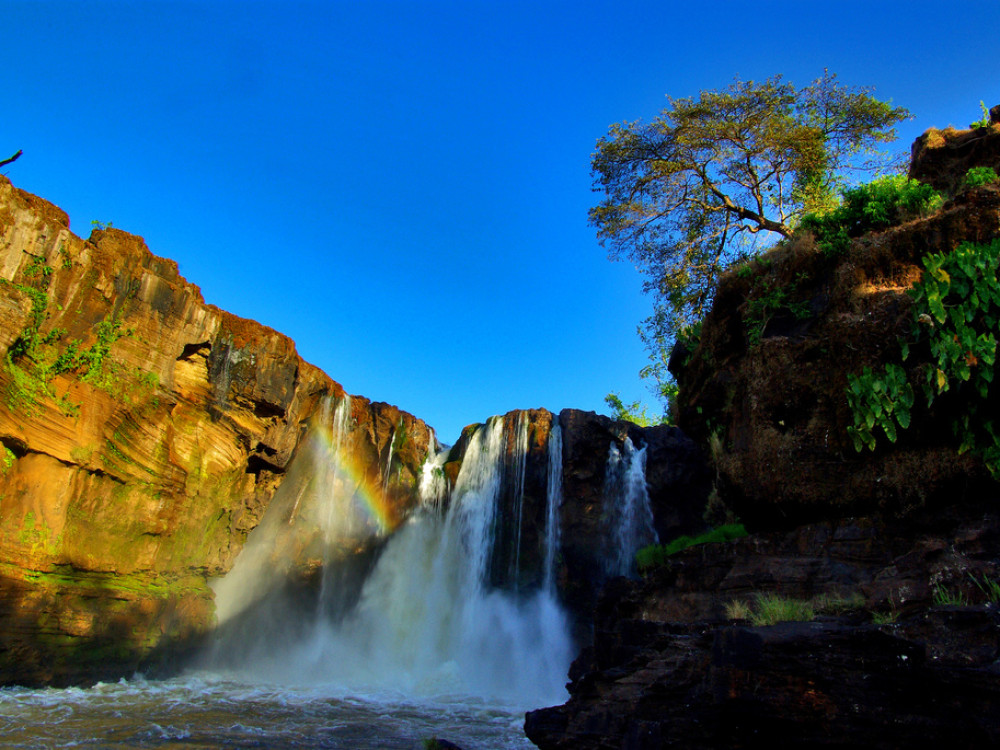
0 410 583 748
0 674 536 749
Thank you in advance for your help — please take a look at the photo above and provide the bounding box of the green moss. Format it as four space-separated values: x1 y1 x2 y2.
17 512 61 556
1 443 15 474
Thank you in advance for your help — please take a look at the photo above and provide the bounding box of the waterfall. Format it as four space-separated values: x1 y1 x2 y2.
602 437 658 578
208 413 572 708
542 418 563 593
211 394 372 626
507 411 529 590
381 422 397 502
317 396 353 609
417 430 449 508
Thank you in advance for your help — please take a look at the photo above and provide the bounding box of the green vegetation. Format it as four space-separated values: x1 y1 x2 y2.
18 512 62 555
846 238 1000 476
636 523 747 571
932 584 968 606
725 593 815 626
871 609 899 625
798 174 943 257
965 166 999 189
726 591 866 625
590 71 909 399
604 392 669 426
0 443 14 474
1 252 144 413
743 270 813 346
970 101 991 129
970 573 1000 604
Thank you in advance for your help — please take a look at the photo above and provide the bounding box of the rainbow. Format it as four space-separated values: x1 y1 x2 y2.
312 421 401 535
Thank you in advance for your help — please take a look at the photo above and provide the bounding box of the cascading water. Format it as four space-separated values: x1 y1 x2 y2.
602 436 658 578
542 419 563 593
6 411 573 749
417 429 449 508
210 395 370 627
208 411 572 710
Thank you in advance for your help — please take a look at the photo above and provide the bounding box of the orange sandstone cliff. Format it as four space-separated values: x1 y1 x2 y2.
0 176 433 685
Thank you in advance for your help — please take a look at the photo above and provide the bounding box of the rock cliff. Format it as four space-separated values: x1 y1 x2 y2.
526 119 1000 747
673 121 1000 528
0 176 434 686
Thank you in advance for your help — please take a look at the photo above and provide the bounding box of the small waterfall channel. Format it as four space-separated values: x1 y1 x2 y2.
602 436 658 578
207 406 572 708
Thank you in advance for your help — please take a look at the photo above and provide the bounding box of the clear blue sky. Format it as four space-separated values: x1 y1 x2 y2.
3 1 998 442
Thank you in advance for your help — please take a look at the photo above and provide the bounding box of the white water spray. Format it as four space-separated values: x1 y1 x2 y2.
210 414 572 708
417 431 449 509
602 437 658 577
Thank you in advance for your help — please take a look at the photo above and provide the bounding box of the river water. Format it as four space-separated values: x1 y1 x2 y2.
0 673 537 749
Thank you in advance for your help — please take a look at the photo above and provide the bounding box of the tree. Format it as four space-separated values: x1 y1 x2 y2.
591 72 909 393
604 391 669 426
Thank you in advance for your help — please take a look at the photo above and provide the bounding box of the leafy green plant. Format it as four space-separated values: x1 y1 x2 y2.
636 523 747 571
846 238 1000 476
1 444 15 474
743 272 813 346
604 392 668 426
845 364 914 450
970 101 991 129
964 166 999 189
799 174 943 257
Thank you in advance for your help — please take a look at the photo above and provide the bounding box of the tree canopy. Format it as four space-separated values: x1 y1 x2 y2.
591 72 909 395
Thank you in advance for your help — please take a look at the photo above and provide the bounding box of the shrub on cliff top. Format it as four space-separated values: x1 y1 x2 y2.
798 174 943 257
964 166 999 189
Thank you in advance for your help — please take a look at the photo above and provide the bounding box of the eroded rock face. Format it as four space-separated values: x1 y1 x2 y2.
525 505 1000 749
909 105 1000 195
673 129 1000 528
0 176 433 686
527 123 1000 750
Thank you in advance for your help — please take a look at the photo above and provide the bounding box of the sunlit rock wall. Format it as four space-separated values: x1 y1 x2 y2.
0 176 433 686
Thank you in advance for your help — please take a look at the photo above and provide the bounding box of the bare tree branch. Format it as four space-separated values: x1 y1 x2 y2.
0 150 23 169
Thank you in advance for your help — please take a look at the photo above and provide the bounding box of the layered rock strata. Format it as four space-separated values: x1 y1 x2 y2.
0 176 433 686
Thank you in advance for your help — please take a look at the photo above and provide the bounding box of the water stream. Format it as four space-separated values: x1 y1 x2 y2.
602 437 659 578
1 410 590 748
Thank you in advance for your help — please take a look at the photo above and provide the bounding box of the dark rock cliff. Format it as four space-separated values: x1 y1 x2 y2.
526 119 1000 747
